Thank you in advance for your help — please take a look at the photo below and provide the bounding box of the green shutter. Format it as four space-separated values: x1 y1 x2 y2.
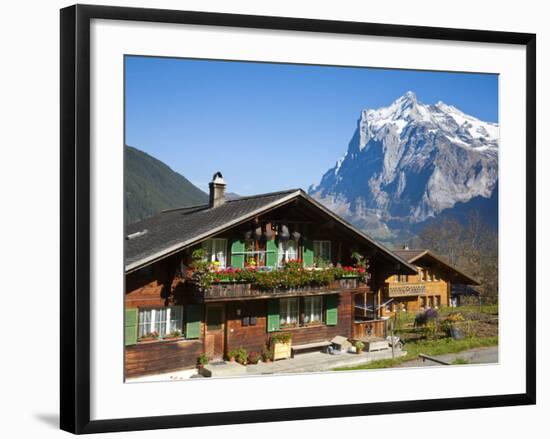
267 299 280 332
266 239 278 268
325 294 339 326
185 304 202 339
303 237 314 267
230 239 245 268
125 308 138 346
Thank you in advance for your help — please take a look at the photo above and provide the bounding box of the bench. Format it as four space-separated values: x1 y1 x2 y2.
291 341 332 357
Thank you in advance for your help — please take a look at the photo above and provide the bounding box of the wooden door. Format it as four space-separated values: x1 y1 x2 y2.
205 304 225 360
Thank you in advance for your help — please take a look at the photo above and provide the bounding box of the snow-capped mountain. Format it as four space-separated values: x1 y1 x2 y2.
309 91 498 241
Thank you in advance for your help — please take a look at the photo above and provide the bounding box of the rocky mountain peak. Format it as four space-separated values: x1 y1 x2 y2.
309 93 499 242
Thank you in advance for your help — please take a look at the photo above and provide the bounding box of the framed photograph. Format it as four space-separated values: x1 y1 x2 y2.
60 4 536 434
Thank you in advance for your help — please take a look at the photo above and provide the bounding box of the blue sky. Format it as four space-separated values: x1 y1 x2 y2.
125 56 498 195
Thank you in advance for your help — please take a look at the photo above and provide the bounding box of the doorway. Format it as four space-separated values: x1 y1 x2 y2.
205 304 225 360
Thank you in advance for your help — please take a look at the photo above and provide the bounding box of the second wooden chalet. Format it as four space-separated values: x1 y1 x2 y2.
124 172 416 379
381 247 480 315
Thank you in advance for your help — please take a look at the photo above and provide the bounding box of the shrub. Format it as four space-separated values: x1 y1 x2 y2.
441 312 465 334
414 308 439 327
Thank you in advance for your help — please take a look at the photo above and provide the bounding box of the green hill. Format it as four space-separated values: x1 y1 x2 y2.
125 145 208 224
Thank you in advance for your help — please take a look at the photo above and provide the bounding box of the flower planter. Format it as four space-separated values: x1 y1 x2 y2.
273 341 292 360
206 282 251 299
449 326 464 340
337 277 359 288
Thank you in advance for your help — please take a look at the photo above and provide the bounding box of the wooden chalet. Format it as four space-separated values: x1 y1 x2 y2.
380 248 480 315
124 172 416 379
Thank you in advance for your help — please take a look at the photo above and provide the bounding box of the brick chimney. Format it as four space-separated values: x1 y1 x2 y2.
209 171 226 208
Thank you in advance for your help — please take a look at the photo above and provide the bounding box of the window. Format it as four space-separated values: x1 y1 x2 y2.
421 269 428 282
429 271 435 282
138 306 183 339
434 296 441 308
420 296 427 308
243 239 266 267
279 297 299 327
277 240 298 267
313 240 331 265
396 274 409 283
202 239 227 268
303 296 323 325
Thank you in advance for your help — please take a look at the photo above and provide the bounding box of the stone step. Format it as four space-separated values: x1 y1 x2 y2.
200 361 247 378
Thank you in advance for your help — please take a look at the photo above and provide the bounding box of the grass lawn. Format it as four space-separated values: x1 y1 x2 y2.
334 336 498 371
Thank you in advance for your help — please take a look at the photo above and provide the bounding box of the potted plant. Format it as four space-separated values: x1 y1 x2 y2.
227 349 238 362
270 332 293 360
236 347 248 365
442 312 465 339
197 353 209 370
354 340 365 354
247 351 261 365
164 329 181 340
262 346 274 363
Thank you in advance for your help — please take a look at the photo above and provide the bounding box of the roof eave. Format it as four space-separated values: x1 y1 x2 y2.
412 251 481 285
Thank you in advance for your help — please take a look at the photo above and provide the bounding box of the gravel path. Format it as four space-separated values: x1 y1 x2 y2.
395 346 498 368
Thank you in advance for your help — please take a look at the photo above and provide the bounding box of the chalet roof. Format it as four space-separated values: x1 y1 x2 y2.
392 249 480 285
392 249 428 262
125 189 417 274
451 284 481 296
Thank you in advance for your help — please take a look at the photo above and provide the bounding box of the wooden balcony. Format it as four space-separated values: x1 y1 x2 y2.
353 319 387 339
190 277 369 302
386 282 427 298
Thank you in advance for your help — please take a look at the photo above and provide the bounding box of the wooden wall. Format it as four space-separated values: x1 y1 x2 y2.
283 292 353 346
224 292 353 354
383 265 451 314
125 339 203 378
225 300 268 354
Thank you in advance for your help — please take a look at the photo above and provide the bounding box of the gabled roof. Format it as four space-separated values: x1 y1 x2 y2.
393 249 480 285
125 189 417 274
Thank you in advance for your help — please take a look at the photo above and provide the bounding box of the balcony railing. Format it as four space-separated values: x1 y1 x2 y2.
386 282 427 298
190 276 369 302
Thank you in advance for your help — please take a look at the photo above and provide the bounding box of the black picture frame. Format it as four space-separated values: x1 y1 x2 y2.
60 4 536 434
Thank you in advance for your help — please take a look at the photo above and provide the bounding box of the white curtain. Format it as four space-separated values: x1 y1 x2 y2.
137 306 183 337
278 241 297 267
304 296 322 324
203 239 227 268
138 309 151 338
279 298 299 326
212 239 227 268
